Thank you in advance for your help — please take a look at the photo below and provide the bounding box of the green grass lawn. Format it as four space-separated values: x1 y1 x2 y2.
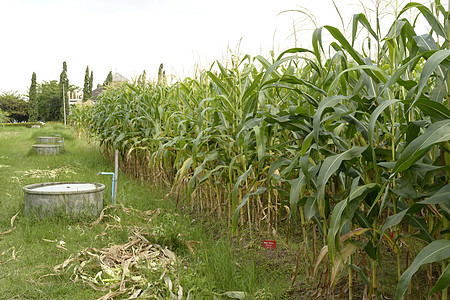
0 123 290 299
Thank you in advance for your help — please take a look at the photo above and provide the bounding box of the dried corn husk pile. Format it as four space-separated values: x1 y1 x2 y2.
54 205 185 300
11 166 76 182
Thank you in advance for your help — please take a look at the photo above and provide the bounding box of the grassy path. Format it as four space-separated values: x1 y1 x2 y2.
0 124 289 299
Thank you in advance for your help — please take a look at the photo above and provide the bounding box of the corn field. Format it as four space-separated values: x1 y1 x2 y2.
71 2 450 299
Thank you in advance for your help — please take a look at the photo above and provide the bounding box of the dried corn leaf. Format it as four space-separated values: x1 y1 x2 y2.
98 290 125 300
55 223 183 299
10 210 20 227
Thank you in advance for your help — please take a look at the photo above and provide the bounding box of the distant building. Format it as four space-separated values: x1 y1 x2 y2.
91 86 104 101
112 72 128 83
69 89 82 106
91 72 128 101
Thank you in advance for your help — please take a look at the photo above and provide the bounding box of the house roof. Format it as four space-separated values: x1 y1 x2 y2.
92 86 104 100
112 72 128 82
91 72 129 101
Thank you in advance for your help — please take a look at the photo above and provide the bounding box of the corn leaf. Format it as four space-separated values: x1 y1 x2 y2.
395 240 450 300
429 263 450 296
392 119 450 175
316 146 367 217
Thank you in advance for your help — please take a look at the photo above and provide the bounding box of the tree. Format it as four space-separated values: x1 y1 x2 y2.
59 61 69 122
83 66 90 101
39 80 60 121
0 91 28 122
28 72 38 121
103 71 113 86
89 70 94 98
0 108 8 123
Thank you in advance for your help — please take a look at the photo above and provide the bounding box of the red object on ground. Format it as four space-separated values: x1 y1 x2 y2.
263 240 276 249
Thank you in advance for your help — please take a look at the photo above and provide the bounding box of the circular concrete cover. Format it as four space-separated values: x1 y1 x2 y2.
24 182 105 194
32 183 98 192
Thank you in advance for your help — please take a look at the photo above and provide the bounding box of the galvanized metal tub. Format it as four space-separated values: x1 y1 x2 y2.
32 144 62 155
37 136 58 144
23 182 105 217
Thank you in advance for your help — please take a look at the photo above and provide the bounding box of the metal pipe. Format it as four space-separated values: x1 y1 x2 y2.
58 138 65 150
97 171 115 204
55 134 64 149
114 150 118 204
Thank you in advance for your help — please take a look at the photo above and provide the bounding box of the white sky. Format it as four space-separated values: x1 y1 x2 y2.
0 0 432 96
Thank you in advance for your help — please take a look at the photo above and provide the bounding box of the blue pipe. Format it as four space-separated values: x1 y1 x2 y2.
97 171 115 204
55 134 65 149
58 138 65 149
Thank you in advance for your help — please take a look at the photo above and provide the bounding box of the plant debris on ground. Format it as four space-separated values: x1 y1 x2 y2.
53 205 187 300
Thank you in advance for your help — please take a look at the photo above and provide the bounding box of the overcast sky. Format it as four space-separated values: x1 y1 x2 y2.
0 0 431 95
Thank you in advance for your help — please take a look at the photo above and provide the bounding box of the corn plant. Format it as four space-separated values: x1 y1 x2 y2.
71 1 450 298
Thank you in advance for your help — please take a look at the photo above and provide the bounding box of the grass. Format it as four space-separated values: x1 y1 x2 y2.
0 123 291 299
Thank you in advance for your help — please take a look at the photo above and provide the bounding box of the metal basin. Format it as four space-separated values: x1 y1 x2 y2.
32 144 62 155
37 136 58 144
23 182 105 217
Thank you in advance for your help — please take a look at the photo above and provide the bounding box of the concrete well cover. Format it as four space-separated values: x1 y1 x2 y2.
32 183 99 193
23 182 105 217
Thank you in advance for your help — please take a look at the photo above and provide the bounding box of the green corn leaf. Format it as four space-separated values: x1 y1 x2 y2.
236 118 263 143
267 157 290 181
368 99 400 151
378 182 390 217
189 151 218 189
261 56 294 83
231 165 252 232
254 55 272 70
349 264 370 287
207 71 229 97
430 77 447 103
354 210 371 230
300 151 311 182
313 95 348 144
263 74 327 96
413 34 438 52
380 209 408 237
289 173 306 220
301 132 314 156
280 152 302 178
241 73 263 103
352 13 378 46
312 27 324 62
305 196 318 221
378 52 425 96
217 61 233 88
334 106 368 140
316 146 367 217
413 50 450 107
398 2 446 38
327 65 388 96
419 184 450 205
217 95 239 117
327 200 348 263
429 263 450 296
405 98 450 121
395 240 450 300
324 25 365 66
392 119 450 176
328 183 378 263
408 215 433 243
254 125 266 162
276 47 315 61
378 162 444 172
232 187 266 235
